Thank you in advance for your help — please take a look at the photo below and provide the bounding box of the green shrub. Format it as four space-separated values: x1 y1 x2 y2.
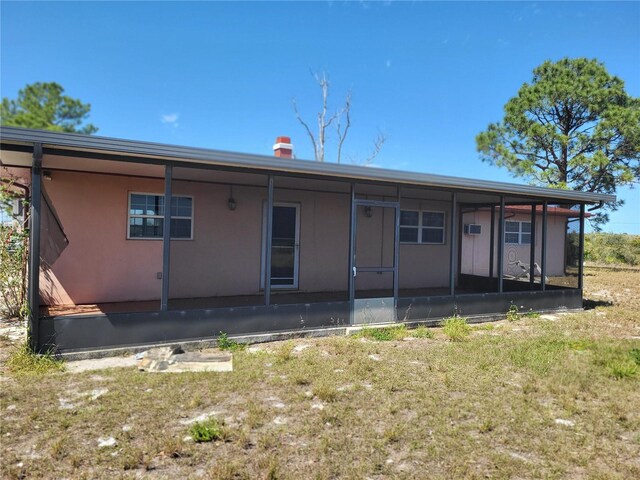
189 418 223 443
216 332 245 352
442 316 471 342
506 304 520 322
0 225 29 319
584 233 640 266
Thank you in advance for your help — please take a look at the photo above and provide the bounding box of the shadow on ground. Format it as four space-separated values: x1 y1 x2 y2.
583 298 614 310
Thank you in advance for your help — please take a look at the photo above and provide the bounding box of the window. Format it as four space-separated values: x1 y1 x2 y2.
505 221 531 245
400 210 445 244
128 193 193 239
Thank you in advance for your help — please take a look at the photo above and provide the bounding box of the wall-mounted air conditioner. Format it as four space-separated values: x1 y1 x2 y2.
464 224 482 235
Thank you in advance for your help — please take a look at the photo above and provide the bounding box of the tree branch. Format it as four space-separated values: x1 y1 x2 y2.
335 91 351 164
292 98 319 161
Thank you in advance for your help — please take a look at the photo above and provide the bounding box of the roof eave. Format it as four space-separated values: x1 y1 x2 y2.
0 126 616 204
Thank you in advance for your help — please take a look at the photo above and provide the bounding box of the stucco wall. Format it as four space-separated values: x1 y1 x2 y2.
460 210 567 278
168 184 351 298
398 199 451 289
40 171 164 305
40 170 456 305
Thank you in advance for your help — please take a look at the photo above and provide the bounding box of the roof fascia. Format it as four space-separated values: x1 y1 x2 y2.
0 126 616 204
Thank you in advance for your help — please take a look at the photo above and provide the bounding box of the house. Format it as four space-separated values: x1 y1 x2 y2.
0 127 614 354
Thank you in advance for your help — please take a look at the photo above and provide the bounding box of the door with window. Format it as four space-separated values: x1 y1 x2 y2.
261 203 300 289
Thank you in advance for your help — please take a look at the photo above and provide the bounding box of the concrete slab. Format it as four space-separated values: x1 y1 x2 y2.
136 346 233 373
66 355 137 373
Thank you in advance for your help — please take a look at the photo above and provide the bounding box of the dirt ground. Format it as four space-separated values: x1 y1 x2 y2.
1 268 639 479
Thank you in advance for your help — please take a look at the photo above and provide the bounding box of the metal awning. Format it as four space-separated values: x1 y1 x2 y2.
0 126 616 204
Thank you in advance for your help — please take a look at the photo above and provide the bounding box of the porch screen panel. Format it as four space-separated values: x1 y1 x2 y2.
270 205 297 287
37 163 165 317
457 207 498 294
545 204 580 290
167 167 269 310
268 176 351 306
502 202 536 292
398 193 453 297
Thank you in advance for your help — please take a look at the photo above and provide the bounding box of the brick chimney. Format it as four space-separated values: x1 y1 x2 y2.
273 136 293 159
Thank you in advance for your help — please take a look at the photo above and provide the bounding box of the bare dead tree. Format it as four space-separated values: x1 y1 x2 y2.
293 71 384 164
335 91 351 164
363 130 387 166
293 72 344 162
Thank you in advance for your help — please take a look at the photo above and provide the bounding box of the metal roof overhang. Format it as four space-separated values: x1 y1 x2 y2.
0 126 616 204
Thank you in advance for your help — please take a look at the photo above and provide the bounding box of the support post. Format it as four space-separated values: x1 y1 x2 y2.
541 201 548 291
578 203 585 290
393 186 400 303
264 175 274 306
348 183 356 323
28 144 43 352
489 204 495 280
456 202 463 289
497 196 505 293
449 192 457 296
160 163 172 311
529 203 537 289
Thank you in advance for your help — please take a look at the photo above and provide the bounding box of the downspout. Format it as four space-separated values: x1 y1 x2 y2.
587 201 604 212
578 204 586 290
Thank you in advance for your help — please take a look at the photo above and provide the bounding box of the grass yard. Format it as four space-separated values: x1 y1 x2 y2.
1 268 639 479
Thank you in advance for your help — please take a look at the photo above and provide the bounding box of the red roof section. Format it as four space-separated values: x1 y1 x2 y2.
501 205 589 218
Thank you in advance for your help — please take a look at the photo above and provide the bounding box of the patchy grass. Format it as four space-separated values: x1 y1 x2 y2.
412 325 434 339
523 309 541 319
5 341 65 376
357 324 408 341
189 418 224 443
442 315 471 342
630 348 640 365
0 268 639 478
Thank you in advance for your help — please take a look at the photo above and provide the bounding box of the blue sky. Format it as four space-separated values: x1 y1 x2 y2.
2 1 639 232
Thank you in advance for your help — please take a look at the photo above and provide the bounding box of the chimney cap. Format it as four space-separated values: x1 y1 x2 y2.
273 136 293 158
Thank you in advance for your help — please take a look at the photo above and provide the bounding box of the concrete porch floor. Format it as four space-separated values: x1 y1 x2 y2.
39 287 472 317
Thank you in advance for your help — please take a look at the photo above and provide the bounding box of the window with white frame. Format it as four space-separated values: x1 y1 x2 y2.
400 210 445 244
128 193 193 239
505 221 531 245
